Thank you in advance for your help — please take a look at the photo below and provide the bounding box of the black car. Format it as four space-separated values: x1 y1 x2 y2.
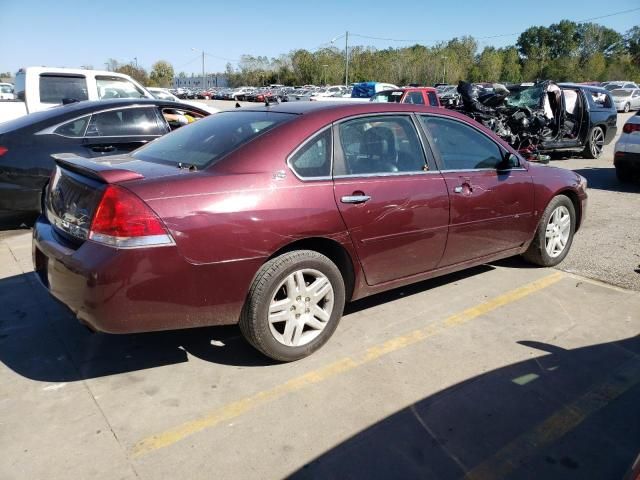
450 81 617 160
0 98 209 225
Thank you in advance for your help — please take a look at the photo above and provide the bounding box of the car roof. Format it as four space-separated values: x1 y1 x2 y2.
558 83 611 95
0 98 208 134
238 101 445 115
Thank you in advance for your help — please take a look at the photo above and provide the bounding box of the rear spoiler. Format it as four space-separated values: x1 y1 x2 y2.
51 153 144 183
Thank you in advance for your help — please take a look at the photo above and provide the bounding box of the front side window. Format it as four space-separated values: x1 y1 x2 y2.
336 115 427 175
132 111 294 168
419 116 503 170
54 116 90 137
96 76 146 99
86 107 164 137
39 75 88 104
404 91 425 105
289 129 331 178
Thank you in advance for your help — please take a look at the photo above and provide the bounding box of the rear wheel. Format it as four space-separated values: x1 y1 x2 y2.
240 250 345 362
583 126 605 159
522 195 576 267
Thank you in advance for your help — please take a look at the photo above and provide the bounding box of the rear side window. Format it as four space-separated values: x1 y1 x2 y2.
420 116 503 170
96 76 146 99
86 107 164 137
336 115 427 175
588 91 613 109
39 75 88 104
54 116 90 137
289 129 331 178
404 91 425 105
132 111 294 168
427 92 439 106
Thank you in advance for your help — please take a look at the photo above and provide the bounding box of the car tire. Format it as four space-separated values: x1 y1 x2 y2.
522 195 576 267
624 103 630 113
239 250 346 362
616 165 632 183
582 126 605 159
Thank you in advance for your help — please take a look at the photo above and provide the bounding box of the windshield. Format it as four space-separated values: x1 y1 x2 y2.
132 110 295 168
505 85 544 109
604 84 623 91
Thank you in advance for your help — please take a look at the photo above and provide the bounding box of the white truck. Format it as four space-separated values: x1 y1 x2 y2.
0 67 154 123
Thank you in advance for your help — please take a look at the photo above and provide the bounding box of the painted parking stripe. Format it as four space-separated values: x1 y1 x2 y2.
131 271 564 458
464 357 640 480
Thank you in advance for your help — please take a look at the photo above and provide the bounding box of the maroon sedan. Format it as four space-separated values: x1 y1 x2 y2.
33 102 587 361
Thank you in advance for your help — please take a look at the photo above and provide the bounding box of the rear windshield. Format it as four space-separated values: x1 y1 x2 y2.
131 110 295 168
611 89 631 97
371 90 404 103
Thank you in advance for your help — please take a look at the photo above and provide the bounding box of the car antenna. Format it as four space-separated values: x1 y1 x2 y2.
235 102 241 108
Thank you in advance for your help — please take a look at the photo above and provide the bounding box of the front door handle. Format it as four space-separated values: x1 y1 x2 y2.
454 182 473 195
341 195 371 204
453 186 463 193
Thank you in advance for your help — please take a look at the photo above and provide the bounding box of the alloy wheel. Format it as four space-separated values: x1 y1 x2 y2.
545 206 571 258
590 128 604 158
268 269 335 347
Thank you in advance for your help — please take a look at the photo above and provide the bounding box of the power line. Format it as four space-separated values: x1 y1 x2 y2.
347 7 639 46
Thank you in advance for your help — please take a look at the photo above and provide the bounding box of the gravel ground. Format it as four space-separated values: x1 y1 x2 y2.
548 112 640 291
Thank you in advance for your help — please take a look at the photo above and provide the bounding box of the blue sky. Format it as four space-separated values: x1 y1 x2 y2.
1 0 638 75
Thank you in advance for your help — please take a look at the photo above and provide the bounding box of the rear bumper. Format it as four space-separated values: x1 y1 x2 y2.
32 216 263 333
614 151 640 171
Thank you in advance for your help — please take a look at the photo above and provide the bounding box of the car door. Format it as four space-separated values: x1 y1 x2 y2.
332 114 450 286
81 106 166 157
418 115 535 267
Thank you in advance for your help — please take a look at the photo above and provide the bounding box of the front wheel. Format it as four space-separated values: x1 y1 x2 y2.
624 103 630 113
240 250 346 362
583 126 605 159
522 195 576 267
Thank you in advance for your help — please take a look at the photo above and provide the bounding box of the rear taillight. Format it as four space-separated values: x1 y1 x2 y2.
89 185 173 248
0 146 8 156
623 123 640 134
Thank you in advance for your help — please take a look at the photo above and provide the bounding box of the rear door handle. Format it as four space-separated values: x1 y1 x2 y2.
341 195 371 204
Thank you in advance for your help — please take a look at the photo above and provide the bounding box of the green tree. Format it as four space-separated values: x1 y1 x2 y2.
114 64 149 85
500 47 522 83
149 60 174 87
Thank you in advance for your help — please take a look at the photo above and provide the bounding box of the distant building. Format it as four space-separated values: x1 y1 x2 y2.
173 74 228 89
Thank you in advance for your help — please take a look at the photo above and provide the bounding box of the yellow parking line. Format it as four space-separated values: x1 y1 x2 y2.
131 271 564 458
464 357 640 480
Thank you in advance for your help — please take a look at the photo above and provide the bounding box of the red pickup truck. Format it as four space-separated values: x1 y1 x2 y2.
370 87 441 107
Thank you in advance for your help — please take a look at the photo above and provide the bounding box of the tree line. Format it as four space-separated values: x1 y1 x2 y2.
103 59 175 88
219 21 639 87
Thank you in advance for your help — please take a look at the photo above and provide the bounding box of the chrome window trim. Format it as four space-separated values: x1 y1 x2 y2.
333 170 439 180
332 113 430 178
35 104 161 138
439 167 528 173
286 125 333 182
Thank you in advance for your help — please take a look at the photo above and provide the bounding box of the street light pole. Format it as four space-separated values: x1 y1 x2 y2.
191 48 206 88
345 31 349 86
134 57 138 68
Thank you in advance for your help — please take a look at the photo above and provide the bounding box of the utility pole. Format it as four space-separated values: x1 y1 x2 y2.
201 50 205 88
441 56 447 84
322 64 328 86
345 31 349 86
134 57 138 68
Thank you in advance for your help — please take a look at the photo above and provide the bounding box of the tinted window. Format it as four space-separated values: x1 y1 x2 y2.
96 76 146 99
289 129 331 178
427 92 439 106
404 91 425 105
132 111 294 168
588 91 613 109
336 115 426 175
420 116 502 170
86 107 164 137
54 116 89 137
39 75 88 104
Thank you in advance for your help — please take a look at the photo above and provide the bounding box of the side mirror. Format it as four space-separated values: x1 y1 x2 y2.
498 152 520 171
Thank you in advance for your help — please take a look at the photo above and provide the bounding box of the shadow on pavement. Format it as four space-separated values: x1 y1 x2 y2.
572 167 640 193
290 336 640 480
0 265 493 381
